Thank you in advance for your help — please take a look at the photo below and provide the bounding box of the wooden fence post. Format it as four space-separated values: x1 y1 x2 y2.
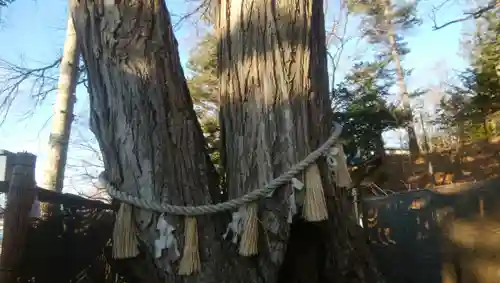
478 194 485 218
0 153 37 283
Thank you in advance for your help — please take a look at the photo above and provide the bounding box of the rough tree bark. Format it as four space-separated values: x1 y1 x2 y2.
43 12 80 193
217 0 380 282
382 0 420 156
70 0 268 282
71 0 378 282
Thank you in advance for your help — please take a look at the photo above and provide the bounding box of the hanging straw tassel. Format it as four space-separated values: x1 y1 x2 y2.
112 202 140 259
178 217 201 275
238 202 259 256
333 144 352 188
303 164 328 222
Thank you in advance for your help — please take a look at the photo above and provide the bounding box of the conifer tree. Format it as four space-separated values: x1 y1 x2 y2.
349 0 422 155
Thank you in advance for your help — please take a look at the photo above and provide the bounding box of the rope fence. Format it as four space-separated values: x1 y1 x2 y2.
99 121 351 276
99 121 343 215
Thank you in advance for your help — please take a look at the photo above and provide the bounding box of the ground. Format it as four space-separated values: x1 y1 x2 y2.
368 139 500 191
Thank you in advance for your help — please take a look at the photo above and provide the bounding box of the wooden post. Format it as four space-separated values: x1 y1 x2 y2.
0 153 36 283
479 195 485 218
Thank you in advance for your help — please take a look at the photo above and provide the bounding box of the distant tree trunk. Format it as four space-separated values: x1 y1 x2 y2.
43 13 80 194
383 0 420 156
376 133 386 158
217 0 379 282
420 112 431 153
482 112 492 139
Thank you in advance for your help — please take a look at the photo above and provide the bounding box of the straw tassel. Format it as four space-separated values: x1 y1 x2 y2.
178 217 201 275
238 202 259 256
333 144 352 188
112 202 140 259
303 164 328 222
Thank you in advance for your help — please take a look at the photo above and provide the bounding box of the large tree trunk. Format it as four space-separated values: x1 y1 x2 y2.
70 1 251 282
382 0 420 156
43 13 80 193
217 0 379 282
71 0 378 282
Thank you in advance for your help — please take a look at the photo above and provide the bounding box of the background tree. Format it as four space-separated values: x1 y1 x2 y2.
348 0 422 155
186 32 218 115
435 9 499 140
468 9 500 125
185 32 223 176
333 60 404 162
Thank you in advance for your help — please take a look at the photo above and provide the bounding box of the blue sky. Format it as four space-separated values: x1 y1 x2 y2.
0 0 472 193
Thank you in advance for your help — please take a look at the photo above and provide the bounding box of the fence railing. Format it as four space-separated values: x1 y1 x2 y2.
0 151 114 283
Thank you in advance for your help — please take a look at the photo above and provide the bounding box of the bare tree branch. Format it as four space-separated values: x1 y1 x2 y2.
0 0 14 6
63 119 106 199
172 0 212 29
430 0 498 30
0 57 87 125
0 58 59 123
326 0 358 107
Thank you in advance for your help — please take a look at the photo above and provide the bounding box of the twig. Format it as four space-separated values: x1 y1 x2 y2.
327 0 357 107
0 56 87 125
0 58 60 123
431 0 498 30
172 0 212 30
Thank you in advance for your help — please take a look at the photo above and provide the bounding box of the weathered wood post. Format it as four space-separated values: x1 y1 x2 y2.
478 195 485 218
0 152 37 283
0 150 15 193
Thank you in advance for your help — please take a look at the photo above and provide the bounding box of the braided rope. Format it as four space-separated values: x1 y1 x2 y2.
100 122 343 216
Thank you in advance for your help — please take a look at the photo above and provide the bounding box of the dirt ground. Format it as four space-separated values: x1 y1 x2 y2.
372 140 500 191
362 138 500 283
